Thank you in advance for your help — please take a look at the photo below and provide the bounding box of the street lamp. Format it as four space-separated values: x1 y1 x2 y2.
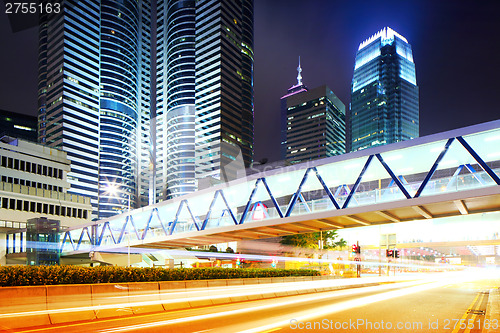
105 183 131 267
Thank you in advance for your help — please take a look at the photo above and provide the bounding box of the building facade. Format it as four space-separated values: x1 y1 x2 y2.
0 136 92 265
37 0 152 219
155 0 254 200
194 0 254 183
281 61 346 164
350 27 419 152
156 0 196 201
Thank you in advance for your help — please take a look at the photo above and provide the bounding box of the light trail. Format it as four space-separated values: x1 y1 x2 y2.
0 275 411 320
79 247 456 271
94 271 489 333
238 269 496 333
96 279 432 332
7 270 495 332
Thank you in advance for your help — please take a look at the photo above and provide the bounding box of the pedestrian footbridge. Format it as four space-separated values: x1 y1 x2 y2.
61 121 500 255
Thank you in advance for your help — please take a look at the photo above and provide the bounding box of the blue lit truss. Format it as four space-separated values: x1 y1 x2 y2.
60 134 500 252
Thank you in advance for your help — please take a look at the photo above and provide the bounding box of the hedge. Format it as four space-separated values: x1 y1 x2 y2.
0 266 320 287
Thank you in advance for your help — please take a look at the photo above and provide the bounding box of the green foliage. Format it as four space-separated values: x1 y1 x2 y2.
0 266 319 287
281 230 346 249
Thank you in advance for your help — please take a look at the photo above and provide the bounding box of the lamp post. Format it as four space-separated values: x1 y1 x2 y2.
105 183 131 267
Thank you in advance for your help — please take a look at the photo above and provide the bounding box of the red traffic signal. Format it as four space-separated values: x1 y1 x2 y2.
351 244 358 254
386 249 399 258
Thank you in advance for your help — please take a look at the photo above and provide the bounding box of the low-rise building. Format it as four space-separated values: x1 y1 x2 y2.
0 136 92 264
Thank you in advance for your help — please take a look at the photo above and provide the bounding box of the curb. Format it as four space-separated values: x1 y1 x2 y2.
485 288 500 333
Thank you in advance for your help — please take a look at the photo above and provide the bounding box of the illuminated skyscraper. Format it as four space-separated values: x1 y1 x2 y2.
350 27 419 152
281 60 346 163
156 0 254 200
194 0 254 182
38 0 152 219
156 0 196 200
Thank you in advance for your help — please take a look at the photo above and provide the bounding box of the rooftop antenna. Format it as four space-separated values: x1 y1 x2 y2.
297 56 303 85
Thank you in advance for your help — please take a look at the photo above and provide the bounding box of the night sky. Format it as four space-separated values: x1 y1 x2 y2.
1 0 499 163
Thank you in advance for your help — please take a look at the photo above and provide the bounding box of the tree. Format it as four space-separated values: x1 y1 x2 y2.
280 230 346 250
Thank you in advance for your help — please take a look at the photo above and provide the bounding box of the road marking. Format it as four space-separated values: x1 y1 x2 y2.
449 293 479 333
451 291 486 333
463 293 484 333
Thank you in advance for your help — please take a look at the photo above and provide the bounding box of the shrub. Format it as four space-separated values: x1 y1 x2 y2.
0 266 319 287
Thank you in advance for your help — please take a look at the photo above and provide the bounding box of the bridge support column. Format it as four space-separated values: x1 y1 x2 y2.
0 233 6 265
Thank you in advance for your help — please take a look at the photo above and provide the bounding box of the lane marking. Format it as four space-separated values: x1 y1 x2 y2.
463 293 484 333
451 292 483 333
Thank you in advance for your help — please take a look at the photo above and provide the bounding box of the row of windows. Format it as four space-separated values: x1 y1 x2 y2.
0 197 88 219
0 156 64 179
1 176 63 192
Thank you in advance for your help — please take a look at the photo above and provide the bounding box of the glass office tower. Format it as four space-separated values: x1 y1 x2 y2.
156 0 254 200
281 60 345 163
194 0 254 183
38 0 152 219
283 85 346 164
156 0 196 200
350 27 419 152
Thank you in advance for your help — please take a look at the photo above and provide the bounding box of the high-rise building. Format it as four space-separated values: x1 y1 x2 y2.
195 0 254 183
155 0 254 200
38 0 152 219
280 59 308 159
350 27 419 152
281 60 346 164
155 0 196 201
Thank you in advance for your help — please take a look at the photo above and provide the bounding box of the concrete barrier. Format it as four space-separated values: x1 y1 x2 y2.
227 279 244 286
160 280 186 291
257 277 272 284
127 282 164 315
207 279 227 287
158 281 191 311
46 284 95 324
243 277 260 285
0 274 345 329
91 283 133 319
0 285 50 330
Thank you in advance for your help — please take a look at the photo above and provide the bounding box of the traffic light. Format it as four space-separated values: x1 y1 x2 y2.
271 259 276 268
351 244 358 255
357 245 361 254
236 257 241 266
386 249 400 258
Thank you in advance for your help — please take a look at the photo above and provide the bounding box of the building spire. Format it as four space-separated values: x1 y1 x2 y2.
297 56 303 86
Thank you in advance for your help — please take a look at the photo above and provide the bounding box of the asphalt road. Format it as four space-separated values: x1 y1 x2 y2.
11 272 500 333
